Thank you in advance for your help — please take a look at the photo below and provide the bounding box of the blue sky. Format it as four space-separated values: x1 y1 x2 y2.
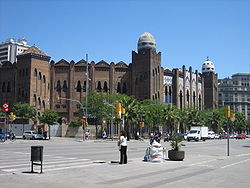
1 0 250 79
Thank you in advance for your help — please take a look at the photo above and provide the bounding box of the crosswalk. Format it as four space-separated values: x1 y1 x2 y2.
0 151 106 175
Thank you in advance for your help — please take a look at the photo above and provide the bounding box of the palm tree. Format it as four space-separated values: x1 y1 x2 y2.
164 105 181 135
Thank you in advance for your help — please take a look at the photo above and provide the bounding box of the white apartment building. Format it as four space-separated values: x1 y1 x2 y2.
0 38 30 63
218 73 250 119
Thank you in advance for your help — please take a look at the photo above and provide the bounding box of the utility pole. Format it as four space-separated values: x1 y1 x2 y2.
83 54 89 141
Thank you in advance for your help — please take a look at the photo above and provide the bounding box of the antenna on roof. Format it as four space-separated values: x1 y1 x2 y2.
206 56 209 61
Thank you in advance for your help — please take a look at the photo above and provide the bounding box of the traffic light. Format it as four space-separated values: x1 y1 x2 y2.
121 107 126 115
81 119 88 127
9 112 16 121
226 105 230 118
230 113 235 121
115 102 122 119
139 121 144 127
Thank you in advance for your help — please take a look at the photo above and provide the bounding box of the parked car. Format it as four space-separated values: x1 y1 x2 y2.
214 134 220 139
235 134 246 139
23 131 43 140
208 131 215 139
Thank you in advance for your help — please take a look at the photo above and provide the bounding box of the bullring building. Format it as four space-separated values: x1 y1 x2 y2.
0 32 218 123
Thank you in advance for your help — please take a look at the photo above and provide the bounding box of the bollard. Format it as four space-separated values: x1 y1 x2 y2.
31 146 43 173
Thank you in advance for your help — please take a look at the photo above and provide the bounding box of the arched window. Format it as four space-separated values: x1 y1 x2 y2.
34 69 37 77
180 90 183 110
186 90 190 105
39 72 42 80
62 80 68 92
38 98 41 106
42 100 45 108
56 80 61 91
158 66 160 74
155 93 157 99
157 91 160 99
103 81 108 92
193 91 196 106
198 94 202 110
117 82 121 93
155 68 157 75
43 75 46 83
2 82 6 92
34 94 37 102
122 83 127 93
83 81 86 92
76 81 81 92
7 82 11 92
97 81 102 91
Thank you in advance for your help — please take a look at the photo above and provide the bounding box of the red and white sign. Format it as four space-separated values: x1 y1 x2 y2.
2 102 9 112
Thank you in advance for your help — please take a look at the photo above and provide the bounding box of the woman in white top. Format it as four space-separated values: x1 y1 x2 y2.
119 130 127 164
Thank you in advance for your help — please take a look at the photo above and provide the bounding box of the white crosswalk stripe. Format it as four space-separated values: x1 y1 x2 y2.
0 155 106 175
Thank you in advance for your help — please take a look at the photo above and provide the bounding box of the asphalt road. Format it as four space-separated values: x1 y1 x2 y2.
0 137 250 188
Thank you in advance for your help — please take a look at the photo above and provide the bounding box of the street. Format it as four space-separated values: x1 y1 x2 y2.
0 138 250 188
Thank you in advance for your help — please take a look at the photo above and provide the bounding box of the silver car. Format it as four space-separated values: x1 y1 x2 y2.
23 131 43 140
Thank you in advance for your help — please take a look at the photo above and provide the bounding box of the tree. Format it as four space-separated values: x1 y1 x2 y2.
12 102 37 120
38 109 59 139
164 105 181 135
143 100 165 133
233 112 247 133
12 102 37 131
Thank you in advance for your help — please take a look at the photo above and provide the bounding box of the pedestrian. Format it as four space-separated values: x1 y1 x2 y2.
118 130 127 164
102 130 107 139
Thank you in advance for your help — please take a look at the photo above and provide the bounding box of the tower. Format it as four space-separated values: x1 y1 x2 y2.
16 46 51 114
131 32 163 101
201 57 218 109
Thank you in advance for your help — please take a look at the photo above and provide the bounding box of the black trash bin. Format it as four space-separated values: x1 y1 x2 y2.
31 146 43 173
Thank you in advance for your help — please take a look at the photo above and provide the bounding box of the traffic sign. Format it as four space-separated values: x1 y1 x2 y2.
2 102 9 112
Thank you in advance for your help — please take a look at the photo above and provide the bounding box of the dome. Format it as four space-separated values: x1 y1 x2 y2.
137 32 156 52
202 57 215 73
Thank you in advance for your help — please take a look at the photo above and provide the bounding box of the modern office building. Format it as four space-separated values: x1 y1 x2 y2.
0 38 30 63
0 33 217 124
218 73 250 119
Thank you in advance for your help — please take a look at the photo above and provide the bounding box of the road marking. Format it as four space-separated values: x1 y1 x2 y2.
221 158 250 169
45 163 104 172
0 158 90 169
236 153 250 157
189 159 216 166
1 159 104 173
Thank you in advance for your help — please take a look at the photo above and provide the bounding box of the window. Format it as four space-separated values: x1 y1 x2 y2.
39 72 42 80
43 75 46 83
97 81 102 91
103 81 108 92
76 81 81 92
62 80 68 92
56 80 61 91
